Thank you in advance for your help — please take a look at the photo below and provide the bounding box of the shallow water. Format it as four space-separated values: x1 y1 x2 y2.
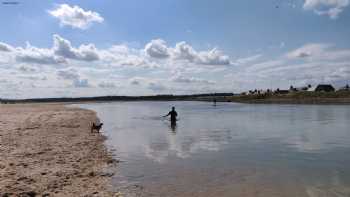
79 101 350 197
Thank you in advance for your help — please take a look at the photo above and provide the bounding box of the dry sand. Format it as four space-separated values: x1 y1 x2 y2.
0 104 119 196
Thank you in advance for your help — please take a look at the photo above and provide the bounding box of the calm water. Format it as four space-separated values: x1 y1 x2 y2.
79 101 350 197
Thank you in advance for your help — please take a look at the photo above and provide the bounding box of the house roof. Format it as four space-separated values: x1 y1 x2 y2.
315 84 335 91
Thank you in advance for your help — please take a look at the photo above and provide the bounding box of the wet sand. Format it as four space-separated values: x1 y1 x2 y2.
0 104 118 196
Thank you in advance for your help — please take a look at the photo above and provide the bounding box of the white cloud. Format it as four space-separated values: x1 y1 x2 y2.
229 43 350 91
129 77 147 85
127 77 168 92
57 68 80 80
171 73 215 84
17 75 47 81
172 41 197 61
57 68 91 88
303 0 349 19
3 34 349 98
143 39 231 65
101 44 159 68
148 81 166 91
0 42 13 52
245 60 285 73
145 39 170 59
98 81 116 88
287 43 350 61
196 48 231 65
287 43 327 58
48 4 104 29
171 42 231 65
1 35 232 69
235 54 262 65
16 42 66 65
73 78 90 88
53 34 99 61
17 65 38 73
0 34 101 66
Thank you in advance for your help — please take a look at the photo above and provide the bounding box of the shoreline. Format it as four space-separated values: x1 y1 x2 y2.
0 104 118 196
2 91 350 106
2 98 350 105
221 92 350 105
225 97 350 105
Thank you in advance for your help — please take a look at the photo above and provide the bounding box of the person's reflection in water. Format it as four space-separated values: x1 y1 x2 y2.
170 122 177 133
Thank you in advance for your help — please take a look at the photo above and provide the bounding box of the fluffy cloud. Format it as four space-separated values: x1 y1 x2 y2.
0 42 13 52
230 43 350 91
16 42 66 65
129 77 142 85
171 74 215 84
287 43 350 61
57 68 80 80
145 39 231 65
10 35 350 98
303 0 349 19
145 39 170 59
196 48 231 65
0 34 101 66
17 65 38 73
0 35 232 69
48 4 104 29
172 42 197 61
57 68 90 88
128 77 167 91
287 43 327 58
73 78 90 88
148 82 166 91
53 34 99 61
172 43 231 65
98 81 116 88
18 75 47 81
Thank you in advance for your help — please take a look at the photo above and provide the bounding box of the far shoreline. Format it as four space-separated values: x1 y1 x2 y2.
1 91 350 105
2 98 350 105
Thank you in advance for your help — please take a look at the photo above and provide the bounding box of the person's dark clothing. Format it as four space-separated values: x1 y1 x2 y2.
167 110 177 123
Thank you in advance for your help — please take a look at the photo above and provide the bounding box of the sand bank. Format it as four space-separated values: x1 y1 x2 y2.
0 104 118 196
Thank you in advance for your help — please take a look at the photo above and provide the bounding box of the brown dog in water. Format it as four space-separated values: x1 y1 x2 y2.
91 122 103 133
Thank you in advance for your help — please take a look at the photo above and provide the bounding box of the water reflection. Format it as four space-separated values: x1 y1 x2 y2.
78 102 350 159
168 121 177 133
78 102 350 197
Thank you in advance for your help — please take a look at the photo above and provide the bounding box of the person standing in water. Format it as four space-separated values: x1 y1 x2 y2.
164 106 178 124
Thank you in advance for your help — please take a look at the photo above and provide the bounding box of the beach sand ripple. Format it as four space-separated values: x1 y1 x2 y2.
0 104 117 196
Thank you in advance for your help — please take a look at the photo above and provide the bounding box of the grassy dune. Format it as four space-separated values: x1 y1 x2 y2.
225 91 350 104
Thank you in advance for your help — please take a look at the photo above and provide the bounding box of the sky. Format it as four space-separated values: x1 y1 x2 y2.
0 0 349 99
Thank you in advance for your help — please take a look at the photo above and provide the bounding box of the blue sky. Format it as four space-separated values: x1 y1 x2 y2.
0 0 350 98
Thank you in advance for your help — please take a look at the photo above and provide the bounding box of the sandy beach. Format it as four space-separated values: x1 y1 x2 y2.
0 104 117 196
